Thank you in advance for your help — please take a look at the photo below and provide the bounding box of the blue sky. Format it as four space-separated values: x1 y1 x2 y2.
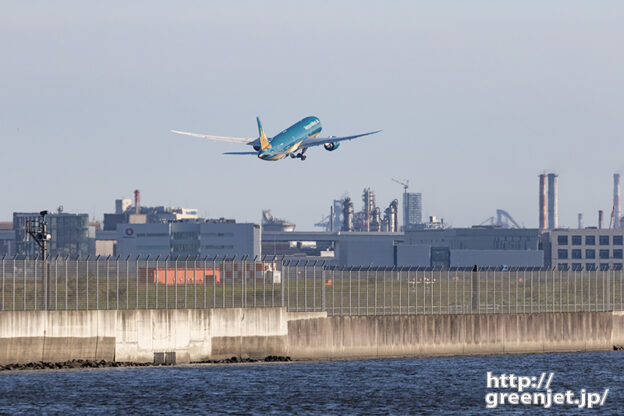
1 1 623 229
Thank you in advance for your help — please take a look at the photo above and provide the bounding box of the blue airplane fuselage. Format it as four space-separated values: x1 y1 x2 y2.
258 116 322 160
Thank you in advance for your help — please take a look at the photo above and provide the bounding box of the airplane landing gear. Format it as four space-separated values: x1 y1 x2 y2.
295 153 307 161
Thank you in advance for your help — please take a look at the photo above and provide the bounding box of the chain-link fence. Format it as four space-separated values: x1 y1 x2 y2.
1 257 624 314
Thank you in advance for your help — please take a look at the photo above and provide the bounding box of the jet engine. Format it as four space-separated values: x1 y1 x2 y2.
324 142 340 151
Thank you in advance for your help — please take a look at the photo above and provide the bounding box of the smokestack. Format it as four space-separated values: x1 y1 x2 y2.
391 199 399 232
134 189 141 215
342 198 353 232
539 174 547 229
614 173 621 229
599 210 604 229
547 173 558 229
578 213 583 229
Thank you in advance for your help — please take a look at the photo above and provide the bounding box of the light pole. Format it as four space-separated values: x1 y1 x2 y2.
26 211 51 310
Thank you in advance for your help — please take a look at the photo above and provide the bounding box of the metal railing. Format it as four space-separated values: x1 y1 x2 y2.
1 257 624 315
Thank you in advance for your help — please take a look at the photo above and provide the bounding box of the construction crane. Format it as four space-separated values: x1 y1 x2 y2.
392 178 409 192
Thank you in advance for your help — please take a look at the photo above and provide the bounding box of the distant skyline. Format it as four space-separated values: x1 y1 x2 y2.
2 1 623 229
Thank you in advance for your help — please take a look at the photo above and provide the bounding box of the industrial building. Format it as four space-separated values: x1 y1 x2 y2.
313 189 399 233
103 190 199 231
12 212 90 258
0 222 14 257
262 226 543 267
115 219 260 259
542 228 624 270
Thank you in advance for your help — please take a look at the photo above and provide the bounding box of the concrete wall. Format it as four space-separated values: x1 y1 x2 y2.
287 312 614 360
0 308 621 365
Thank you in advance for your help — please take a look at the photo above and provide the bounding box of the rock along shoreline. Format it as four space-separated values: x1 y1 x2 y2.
0 356 292 372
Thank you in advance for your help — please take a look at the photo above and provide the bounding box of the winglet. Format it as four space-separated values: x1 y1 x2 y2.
257 117 271 151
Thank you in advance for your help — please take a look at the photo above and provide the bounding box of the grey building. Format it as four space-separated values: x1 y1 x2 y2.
115 220 261 259
13 212 90 258
404 227 543 267
542 228 624 270
403 192 422 230
0 229 15 257
264 226 543 267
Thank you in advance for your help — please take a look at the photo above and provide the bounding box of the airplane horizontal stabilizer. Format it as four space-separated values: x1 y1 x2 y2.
171 130 253 144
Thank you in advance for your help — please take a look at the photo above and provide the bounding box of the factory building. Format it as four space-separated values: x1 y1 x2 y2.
13 212 90 258
103 190 199 231
115 220 260 259
542 229 624 270
0 222 14 257
403 227 543 268
263 227 543 267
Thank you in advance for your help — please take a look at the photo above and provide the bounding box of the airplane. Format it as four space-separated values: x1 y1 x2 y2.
171 116 380 161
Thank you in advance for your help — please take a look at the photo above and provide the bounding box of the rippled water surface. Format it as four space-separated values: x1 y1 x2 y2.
1 352 623 415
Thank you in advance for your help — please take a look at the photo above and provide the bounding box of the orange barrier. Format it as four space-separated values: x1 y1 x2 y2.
139 267 220 285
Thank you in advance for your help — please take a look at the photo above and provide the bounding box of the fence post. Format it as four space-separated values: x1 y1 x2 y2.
34 256 38 311
331 265 335 315
203 256 208 309
471 265 478 313
390 266 395 315
282 259 286 309
154 256 159 309
12 256 16 311
382 267 386 315
271 256 276 307
398 266 403 315
357 266 361 315
1 256 4 311
115 256 120 310
313 261 317 312
373 267 377 315
404 267 409 314
213 256 217 309
164 255 169 309
183 256 188 308
106 255 111 310
321 262 325 312
303 261 308 312
95 256 100 310
194 257 198 309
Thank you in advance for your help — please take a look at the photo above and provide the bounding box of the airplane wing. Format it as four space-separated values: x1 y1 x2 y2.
171 129 254 144
300 130 382 148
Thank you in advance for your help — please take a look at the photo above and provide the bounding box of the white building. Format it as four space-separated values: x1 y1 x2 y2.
115 220 260 259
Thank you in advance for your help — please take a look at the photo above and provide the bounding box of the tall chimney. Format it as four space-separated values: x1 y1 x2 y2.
539 174 547 229
547 173 558 229
614 173 621 229
134 189 141 215
599 210 604 229
578 213 583 229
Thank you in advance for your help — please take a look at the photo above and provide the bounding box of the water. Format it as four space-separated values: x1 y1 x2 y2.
0 352 622 415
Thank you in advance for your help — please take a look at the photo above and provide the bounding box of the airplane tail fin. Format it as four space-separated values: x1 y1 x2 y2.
257 117 271 151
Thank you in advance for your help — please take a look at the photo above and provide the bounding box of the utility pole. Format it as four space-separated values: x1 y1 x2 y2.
26 211 51 310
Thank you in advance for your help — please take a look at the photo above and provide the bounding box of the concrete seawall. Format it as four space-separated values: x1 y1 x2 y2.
287 312 614 360
0 309 620 365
